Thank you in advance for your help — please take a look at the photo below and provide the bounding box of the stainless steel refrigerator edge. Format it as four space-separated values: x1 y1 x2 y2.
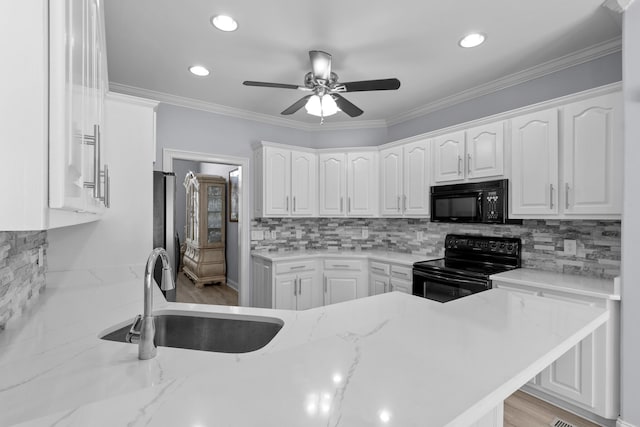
153 171 178 302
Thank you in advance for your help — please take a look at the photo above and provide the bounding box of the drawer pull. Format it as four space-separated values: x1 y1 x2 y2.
332 264 350 268
371 267 385 272
290 265 305 270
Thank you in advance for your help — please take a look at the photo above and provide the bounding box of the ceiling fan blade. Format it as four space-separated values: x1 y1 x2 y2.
309 50 332 81
281 95 313 115
243 81 301 90
331 94 363 117
339 78 401 92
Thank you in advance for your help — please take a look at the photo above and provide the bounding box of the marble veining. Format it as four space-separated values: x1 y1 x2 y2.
1 266 609 427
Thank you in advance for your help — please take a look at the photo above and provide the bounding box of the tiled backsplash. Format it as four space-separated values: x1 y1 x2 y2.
0 231 47 330
251 218 621 279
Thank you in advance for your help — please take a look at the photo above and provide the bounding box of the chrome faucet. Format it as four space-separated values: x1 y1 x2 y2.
126 248 175 360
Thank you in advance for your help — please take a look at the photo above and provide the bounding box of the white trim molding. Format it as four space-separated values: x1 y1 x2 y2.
109 38 621 132
617 419 639 427
162 149 252 308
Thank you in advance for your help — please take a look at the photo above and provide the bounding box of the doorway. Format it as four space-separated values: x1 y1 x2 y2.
163 149 251 307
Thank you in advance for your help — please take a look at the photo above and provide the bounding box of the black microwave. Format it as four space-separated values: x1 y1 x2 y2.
430 179 519 224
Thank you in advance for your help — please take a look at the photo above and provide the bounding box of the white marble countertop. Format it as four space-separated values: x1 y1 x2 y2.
490 268 620 300
0 266 608 427
251 249 438 266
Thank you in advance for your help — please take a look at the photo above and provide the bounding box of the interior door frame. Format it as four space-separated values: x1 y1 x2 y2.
163 148 251 307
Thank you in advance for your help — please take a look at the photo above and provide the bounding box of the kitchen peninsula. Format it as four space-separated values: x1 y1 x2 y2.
0 267 608 427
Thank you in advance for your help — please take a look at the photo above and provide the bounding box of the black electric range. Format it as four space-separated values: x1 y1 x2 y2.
413 234 522 303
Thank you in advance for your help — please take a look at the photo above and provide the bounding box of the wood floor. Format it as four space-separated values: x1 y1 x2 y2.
504 391 600 427
174 273 597 427
175 271 238 306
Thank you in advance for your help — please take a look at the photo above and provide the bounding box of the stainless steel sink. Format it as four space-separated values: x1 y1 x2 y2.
101 311 284 353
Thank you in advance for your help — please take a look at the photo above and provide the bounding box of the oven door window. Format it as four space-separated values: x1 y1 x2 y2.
413 271 488 303
432 194 481 222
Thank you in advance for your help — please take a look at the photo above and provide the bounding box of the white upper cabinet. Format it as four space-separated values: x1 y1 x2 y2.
0 0 109 230
319 151 378 217
466 121 504 179
433 122 504 184
433 131 466 183
49 0 109 214
291 150 317 216
255 143 317 218
380 140 430 217
510 91 622 219
510 108 560 216
318 153 347 216
562 92 623 217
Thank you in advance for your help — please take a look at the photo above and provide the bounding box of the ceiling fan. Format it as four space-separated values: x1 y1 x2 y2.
243 50 401 120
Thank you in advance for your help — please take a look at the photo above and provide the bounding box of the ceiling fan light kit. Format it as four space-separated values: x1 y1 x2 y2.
243 50 401 122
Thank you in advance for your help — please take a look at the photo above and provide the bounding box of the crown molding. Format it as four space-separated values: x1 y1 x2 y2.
386 37 622 126
107 82 387 131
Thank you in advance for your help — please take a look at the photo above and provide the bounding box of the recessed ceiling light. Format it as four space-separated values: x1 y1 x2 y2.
211 15 238 32
189 65 210 77
459 33 486 48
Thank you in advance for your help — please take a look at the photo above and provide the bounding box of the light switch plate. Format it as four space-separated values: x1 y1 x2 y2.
416 231 424 241
251 230 264 241
296 229 302 239
270 230 277 239
38 247 44 266
564 239 577 256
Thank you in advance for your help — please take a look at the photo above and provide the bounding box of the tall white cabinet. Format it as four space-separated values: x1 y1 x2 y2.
318 151 378 217
380 139 430 217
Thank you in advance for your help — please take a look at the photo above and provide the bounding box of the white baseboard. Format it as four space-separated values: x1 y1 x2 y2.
226 278 238 292
617 419 638 427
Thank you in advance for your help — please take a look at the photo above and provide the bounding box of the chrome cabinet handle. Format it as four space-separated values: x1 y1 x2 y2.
403 195 407 212
340 197 343 212
83 124 99 198
298 279 302 295
290 265 305 270
293 196 296 212
286 196 289 212
371 267 385 273
99 164 111 208
467 154 472 175
348 197 351 213
324 276 327 293
457 156 462 175
397 196 400 212
549 184 554 209
332 264 350 268
293 278 297 296
565 183 570 209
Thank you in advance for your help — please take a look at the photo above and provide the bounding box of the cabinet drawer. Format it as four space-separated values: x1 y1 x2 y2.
492 282 540 297
323 259 363 271
369 261 390 276
275 260 316 274
390 264 412 280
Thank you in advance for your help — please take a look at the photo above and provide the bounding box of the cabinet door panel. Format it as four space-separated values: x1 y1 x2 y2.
563 93 622 216
347 152 378 216
370 274 389 296
380 147 402 216
510 109 559 216
466 122 504 179
319 153 346 216
433 131 465 183
264 147 291 216
403 140 430 215
390 278 411 294
296 274 315 310
325 276 358 305
274 274 296 310
291 150 316 216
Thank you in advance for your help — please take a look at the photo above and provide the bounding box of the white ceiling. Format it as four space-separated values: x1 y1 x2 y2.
104 0 621 127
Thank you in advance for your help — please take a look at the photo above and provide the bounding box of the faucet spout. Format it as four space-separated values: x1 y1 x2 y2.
138 247 175 360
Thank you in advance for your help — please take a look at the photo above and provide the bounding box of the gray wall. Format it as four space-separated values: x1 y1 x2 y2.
387 52 623 141
199 163 239 288
621 4 640 426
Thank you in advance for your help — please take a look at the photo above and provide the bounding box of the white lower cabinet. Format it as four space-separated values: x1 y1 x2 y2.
274 271 317 310
368 261 412 295
493 280 619 420
323 259 367 305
